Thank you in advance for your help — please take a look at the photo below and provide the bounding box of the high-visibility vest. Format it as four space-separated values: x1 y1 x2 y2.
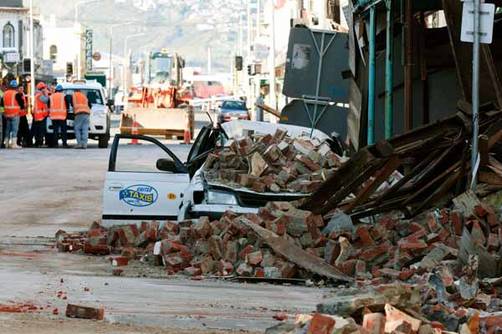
49 93 67 120
19 94 27 117
72 91 90 114
33 92 49 121
4 90 21 118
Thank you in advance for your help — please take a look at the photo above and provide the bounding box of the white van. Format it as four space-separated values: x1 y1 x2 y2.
47 81 111 148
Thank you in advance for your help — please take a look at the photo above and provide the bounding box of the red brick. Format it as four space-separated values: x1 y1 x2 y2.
450 211 464 236
111 256 129 267
279 262 297 278
426 214 441 233
255 267 265 278
356 225 374 246
208 235 223 260
217 260 234 275
487 212 499 227
65 304 104 320
398 240 428 251
471 221 486 246
359 243 390 262
83 242 110 255
398 268 416 281
239 244 254 260
384 304 421 333
363 312 385 334
336 259 357 276
246 250 263 266
474 205 488 218
378 216 397 230
223 240 238 263
307 313 336 334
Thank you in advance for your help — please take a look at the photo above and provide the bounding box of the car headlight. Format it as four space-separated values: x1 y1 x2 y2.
206 191 238 205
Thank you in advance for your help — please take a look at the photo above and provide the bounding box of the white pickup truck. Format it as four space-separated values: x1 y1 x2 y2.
101 121 331 227
46 81 111 148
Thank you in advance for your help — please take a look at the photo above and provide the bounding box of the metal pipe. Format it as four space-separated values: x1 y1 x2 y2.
384 0 393 139
471 0 481 190
367 5 376 145
404 0 413 131
108 32 112 98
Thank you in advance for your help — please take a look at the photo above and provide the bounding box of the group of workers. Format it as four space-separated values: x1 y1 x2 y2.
0 80 92 149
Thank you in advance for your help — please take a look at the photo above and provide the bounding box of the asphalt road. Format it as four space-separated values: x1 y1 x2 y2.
0 113 325 333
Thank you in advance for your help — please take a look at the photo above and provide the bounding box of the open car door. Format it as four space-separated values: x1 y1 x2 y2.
102 134 189 227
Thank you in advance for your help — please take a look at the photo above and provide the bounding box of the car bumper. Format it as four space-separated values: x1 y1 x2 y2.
189 204 259 218
46 115 108 135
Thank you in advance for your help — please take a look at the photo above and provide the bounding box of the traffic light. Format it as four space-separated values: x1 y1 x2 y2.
23 58 31 73
235 56 243 71
247 64 252 76
66 62 73 76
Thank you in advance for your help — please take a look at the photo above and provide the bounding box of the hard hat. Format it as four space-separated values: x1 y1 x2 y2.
36 82 46 90
55 84 63 92
9 80 18 88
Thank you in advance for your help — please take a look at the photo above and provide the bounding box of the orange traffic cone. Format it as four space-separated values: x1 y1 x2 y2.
129 114 141 145
183 109 192 144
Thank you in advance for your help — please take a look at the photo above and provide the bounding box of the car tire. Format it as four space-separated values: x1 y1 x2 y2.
98 134 109 148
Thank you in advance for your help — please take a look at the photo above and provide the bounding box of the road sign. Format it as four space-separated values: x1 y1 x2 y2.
4 52 19 63
85 29 93 71
461 2 495 44
92 52 101 61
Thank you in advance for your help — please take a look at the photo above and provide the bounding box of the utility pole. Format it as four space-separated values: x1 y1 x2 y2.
471 0 480 190
269 1 277 115
29 0 35 110
109 22 133 99
123 33 145 97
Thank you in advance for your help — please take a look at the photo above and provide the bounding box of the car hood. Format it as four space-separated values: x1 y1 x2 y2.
221 120 330 140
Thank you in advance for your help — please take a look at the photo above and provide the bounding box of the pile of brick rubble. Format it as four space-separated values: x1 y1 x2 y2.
203 128 344 193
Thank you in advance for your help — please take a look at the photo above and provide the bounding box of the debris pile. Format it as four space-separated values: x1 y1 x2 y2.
204 128 345 193
56 190 502 284
267 277 502 334
302 112 502 218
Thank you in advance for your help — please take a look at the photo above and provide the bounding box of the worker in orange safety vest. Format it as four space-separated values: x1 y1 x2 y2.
2 80 25 149
31 82 50 147
71 88 92 149
49 84 69 148
16 85 31 147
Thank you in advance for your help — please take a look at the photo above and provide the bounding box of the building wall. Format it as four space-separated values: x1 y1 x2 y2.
41 17 82 77
0 10 25 54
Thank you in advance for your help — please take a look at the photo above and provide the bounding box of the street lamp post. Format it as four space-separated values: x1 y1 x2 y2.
122 33 145 97
74 0 100 80
108 22 133 99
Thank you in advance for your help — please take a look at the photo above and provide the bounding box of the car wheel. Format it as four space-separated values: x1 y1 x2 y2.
98 134 110 148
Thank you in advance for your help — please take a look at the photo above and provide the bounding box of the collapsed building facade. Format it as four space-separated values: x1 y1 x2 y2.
342 0 502 149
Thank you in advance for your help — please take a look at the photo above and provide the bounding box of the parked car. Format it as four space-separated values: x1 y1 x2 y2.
217 100 250 123
46 81 111 148
101 120 331 227
113 90 125 114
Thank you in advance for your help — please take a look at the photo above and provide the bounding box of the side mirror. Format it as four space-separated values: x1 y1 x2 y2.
107 99 114 107
156 158 178 173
